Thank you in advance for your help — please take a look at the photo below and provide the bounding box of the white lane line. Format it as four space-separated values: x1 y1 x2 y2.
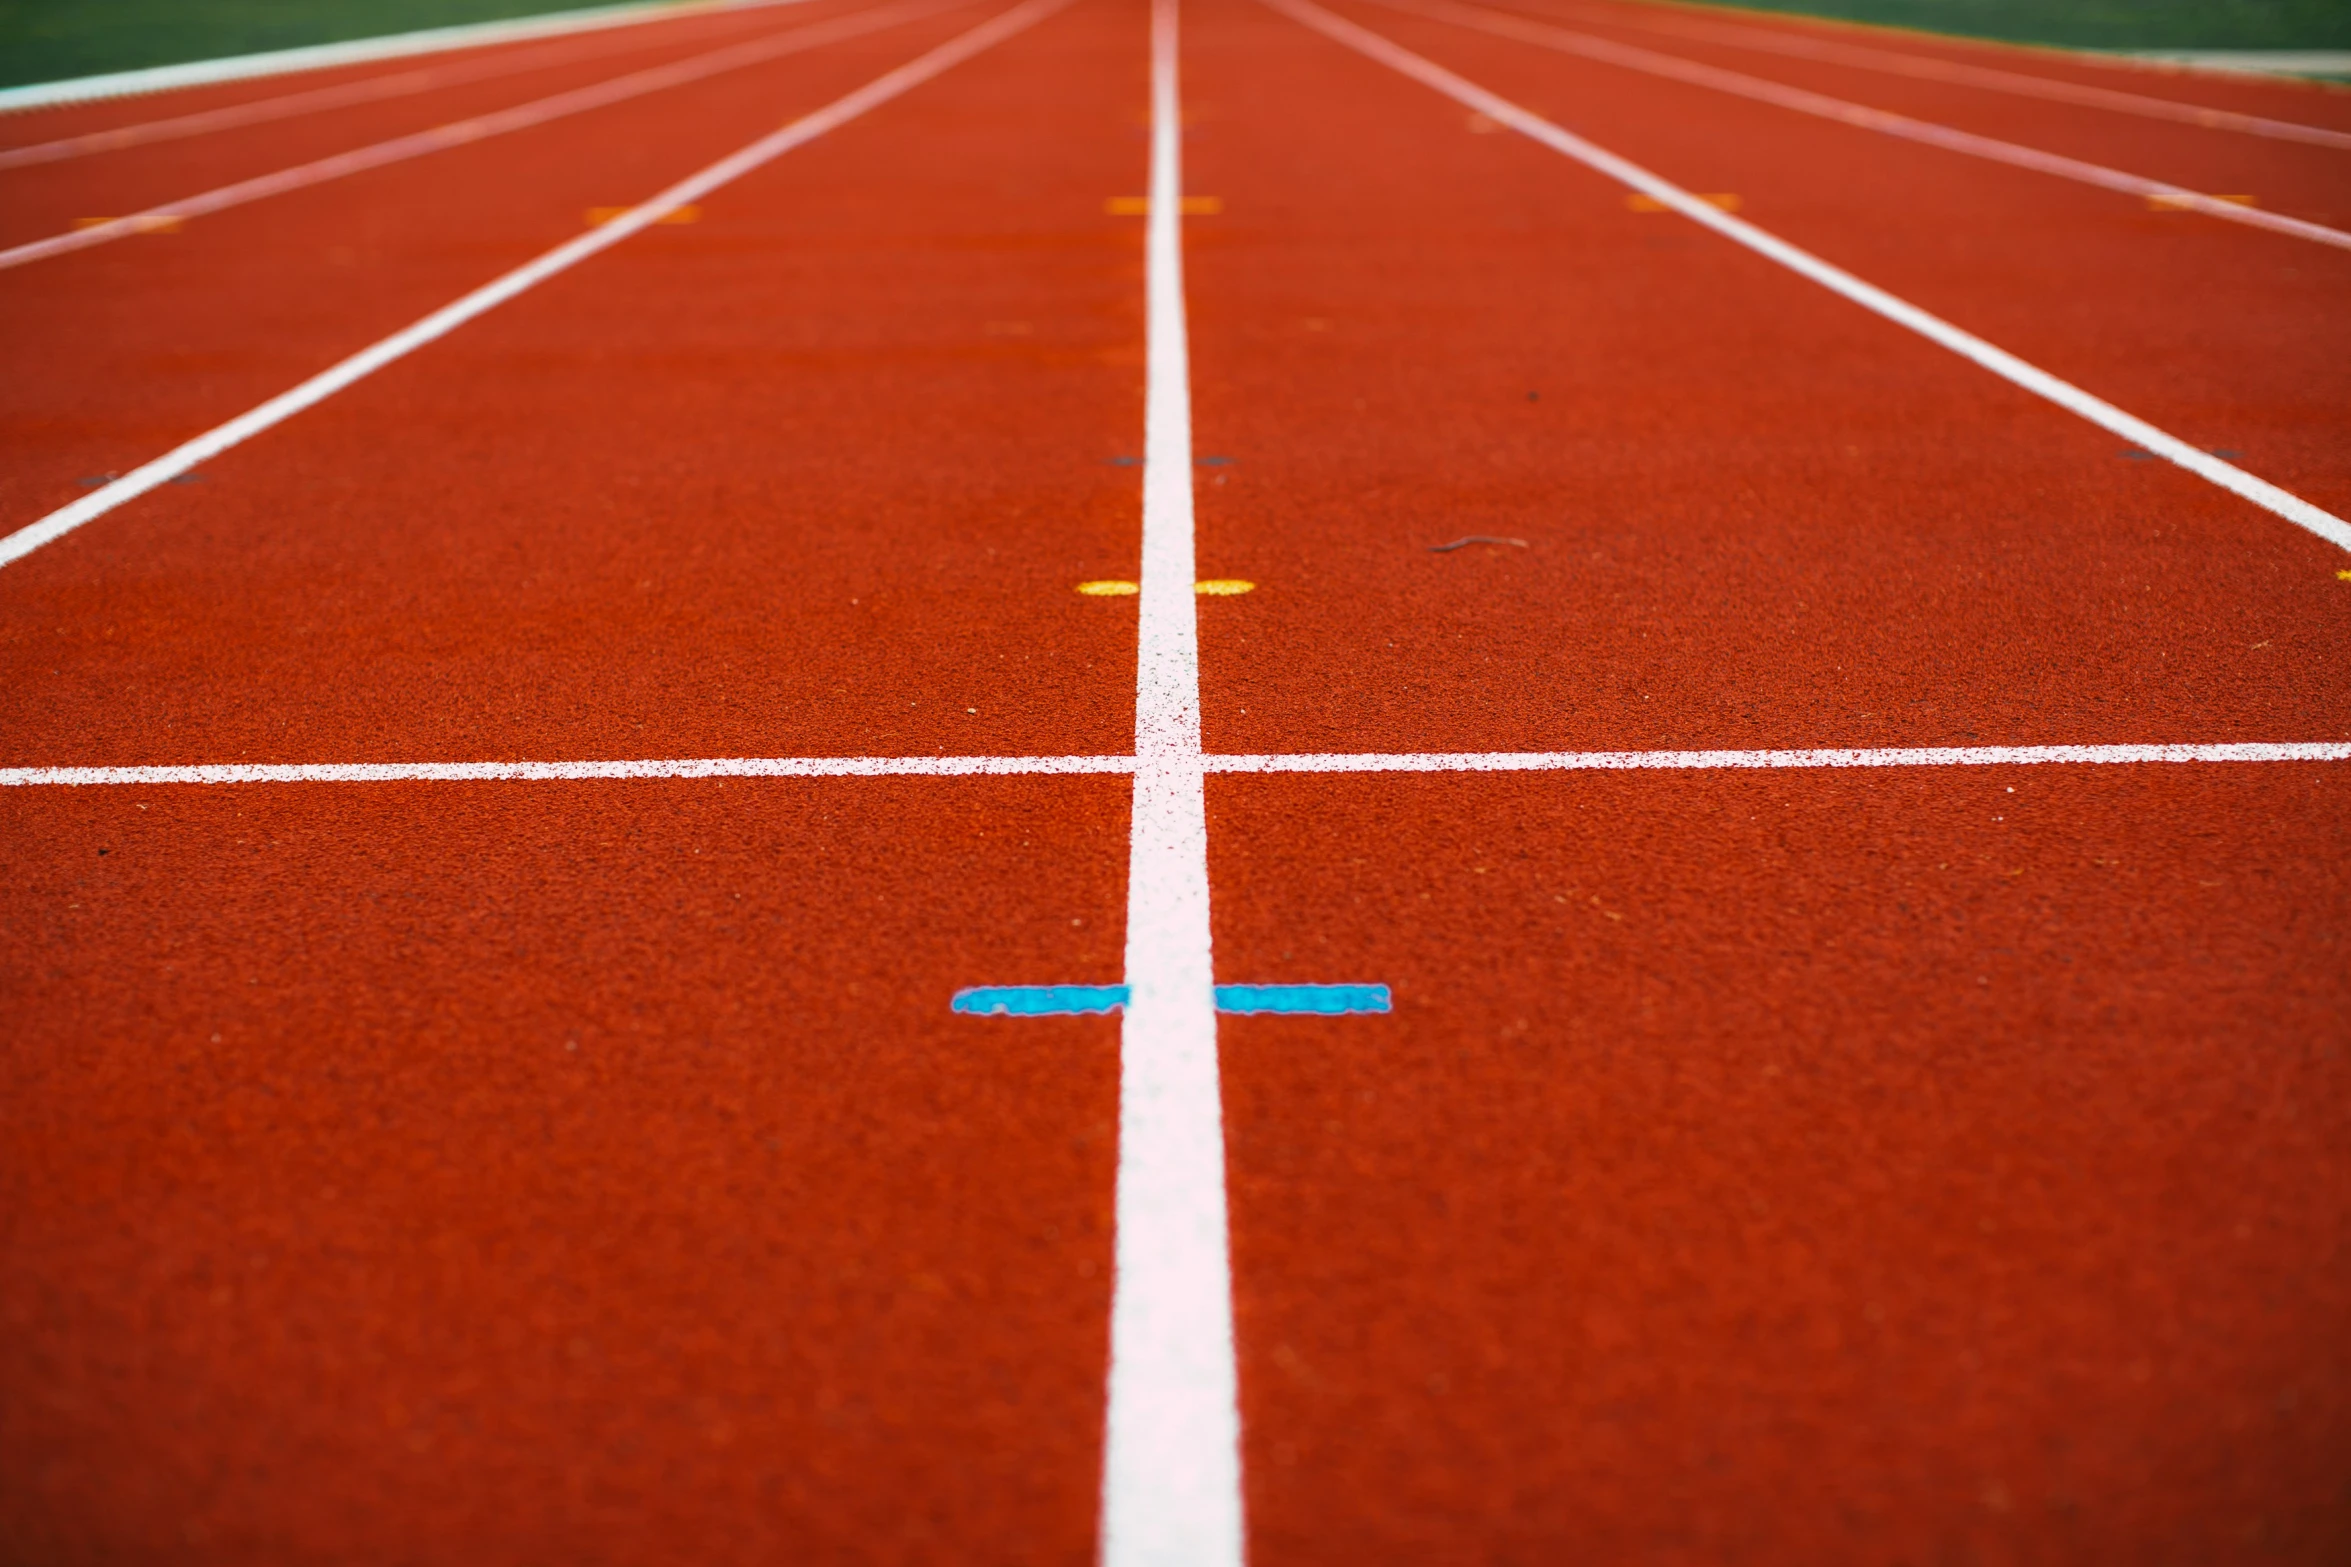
1513 0 2351 152
1264 0 2351 557
10 743 2346 789
0 0 1068 574
0 0 974 271
0 0 818 113
0 0 850 170
1211 742 2351 773
2125 51 2351 82
0 755 1135 787
1100 0 1247 1564
1375 0 2351 252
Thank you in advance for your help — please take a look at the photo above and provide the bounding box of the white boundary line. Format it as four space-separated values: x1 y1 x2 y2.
1100 0 1248 1562
7 742 2346 788
0 0 973 273
2124 51 2351 82
1375 0 2351 252
1517 0 2351 151
0 755 1135 786
1264 0 2351 557
0 0 857 171
0 0 816 113
0 0 1069 574
1207 741 2351 772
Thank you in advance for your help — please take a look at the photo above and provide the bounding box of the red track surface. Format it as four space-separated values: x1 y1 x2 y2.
3 0 2348 1559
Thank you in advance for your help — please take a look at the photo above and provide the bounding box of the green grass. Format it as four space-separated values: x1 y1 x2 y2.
0 0 643 88
1679 0 2351 51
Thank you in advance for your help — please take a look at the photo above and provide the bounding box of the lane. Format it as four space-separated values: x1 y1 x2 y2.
1173 0 2351 1557
0 0 1140 766
0 0 1005 537
0 0 858 161
1307 0 2351 516
1 774 1128 1562
1361 0 2351 247
1179 0 2351 762
1474 0 2351 219
0 0 860 172
0 0 935 261
3 0 1159 1558
1512 0 2351 144
1212 763 2351 1561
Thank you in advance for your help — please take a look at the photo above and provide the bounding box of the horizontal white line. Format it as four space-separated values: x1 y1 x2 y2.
0 754 1137 786
0 0 1063 572
0 0 968 272
1385 0 2351 252
0 0 815 113
8 743 2346 787
1266 0 2351 558
1525 0 2351 152
1208 742 2351 773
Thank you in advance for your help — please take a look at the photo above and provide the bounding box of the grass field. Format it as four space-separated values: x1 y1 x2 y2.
0 0 622 87
1697 0 2351 50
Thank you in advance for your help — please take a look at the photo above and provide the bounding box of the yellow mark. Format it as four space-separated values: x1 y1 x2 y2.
76 214 183 233
1077 580 1139 595
584 204 700 226
2145 192 2256 210
1194 579 1254 595
2338 569 2351 581
1104 196 1223 215
1465 112 1502 134
1626 192 1739 213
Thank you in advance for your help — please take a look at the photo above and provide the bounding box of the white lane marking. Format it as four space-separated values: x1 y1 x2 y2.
1209 742 2351 773
0 0 847 170
1100 0 1247 1563
1378 0 2351 252
0 0 1069 574
0 755 1135 787
0 0 975 271
0 0 817 112
1518 0 2351 152
1263 0 2351 557
10 743 2347 789
2124 51 2351 81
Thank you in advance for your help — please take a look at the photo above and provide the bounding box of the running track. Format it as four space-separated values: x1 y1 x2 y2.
2 0 2347 1559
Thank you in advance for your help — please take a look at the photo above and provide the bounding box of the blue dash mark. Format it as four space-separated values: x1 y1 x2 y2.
953 984 1129 1017
1215 983 1391 1016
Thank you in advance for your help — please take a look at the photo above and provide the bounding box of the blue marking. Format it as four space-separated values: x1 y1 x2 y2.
953 983 1392 1017
1214 984 1391 1016
953 984 1129 1017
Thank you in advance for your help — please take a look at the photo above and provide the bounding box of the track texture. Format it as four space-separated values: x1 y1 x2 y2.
3 0 2348 1559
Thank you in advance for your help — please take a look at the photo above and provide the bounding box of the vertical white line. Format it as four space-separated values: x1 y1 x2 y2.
1101 0 1247 1563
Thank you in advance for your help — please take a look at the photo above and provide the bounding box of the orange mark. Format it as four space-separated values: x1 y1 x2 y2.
1626 192 1740 213
584 204 700 226
1105 196 1223 215
2145 192 2257 211
75 214 183 233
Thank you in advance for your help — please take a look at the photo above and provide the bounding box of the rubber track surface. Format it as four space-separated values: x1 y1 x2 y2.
4 0 2349 1559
